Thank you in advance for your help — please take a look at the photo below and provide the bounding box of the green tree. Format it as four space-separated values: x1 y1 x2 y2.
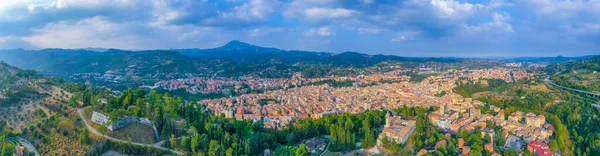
503 148 519 156
180 136 190 151
191 134 200 153
274 146 297 156
295 144 309 156
79 129 90 143
1 144 15 156
169 134 178 148
548 140 559 153
361 119 376 148
122 94 132 107
209 140 223 156
226 147 234 156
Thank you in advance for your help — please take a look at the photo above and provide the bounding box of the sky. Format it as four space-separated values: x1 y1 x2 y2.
0 0 598 57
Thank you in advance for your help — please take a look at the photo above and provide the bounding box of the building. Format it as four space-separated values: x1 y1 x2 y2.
508 111 524 122
504 135 525 152
527 141 552 156
416 149 428 156
462 146 470 156
484 143 494 153
481 127 495 143
377 113 416 146
435 140 447 150
429 113 442 124
436 116 451 132
305 139 326 153
15 145 25 156
91 111 157 137
525 113 546 127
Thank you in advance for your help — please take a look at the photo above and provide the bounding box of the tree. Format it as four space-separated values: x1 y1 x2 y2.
180 136 190 151
226 148 234 156
548 140 559 153
484 134 492 144
191 134 200 153
209 140 223 156
79 129 90 143
122 94 132 107
274 146 297 156
437 145 448 155
295 144 309 156
361 119 376 148
504 148 519 156
1 144 15 156
169 134 178 148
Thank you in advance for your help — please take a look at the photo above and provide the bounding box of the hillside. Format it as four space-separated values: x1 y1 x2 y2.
176 41 461 66
0 49 212 80
0 41 463 86
546 56 600 93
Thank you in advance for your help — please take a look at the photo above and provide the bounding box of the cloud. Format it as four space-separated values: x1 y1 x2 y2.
248 27 286 36
0 0 598 56
390 31 420 42
514 0 600 44
358 27 380 34
304 27 335 36
391 36 407 42
461 12 513 34
305 8 356 19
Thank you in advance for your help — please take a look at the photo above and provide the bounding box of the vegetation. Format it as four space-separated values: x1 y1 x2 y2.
405 71 434 83
434 91 447 97
453 79 510 97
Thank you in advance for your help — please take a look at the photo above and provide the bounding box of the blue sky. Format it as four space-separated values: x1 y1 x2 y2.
0 0 598 57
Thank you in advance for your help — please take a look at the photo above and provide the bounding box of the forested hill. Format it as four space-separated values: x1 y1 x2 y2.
546 56 600 73
500 55 598 63
546 56 600 93
0 62 43 105
176 40 462 67
0 49 212 78
0 41 462 81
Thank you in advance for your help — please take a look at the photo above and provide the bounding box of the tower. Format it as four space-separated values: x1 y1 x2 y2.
385 112 391 127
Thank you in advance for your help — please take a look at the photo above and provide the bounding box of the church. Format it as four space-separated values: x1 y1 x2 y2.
377 113 417 146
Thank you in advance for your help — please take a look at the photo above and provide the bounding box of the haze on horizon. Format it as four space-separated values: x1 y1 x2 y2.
0 0 598 57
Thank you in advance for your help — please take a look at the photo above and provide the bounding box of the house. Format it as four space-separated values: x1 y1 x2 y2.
305 139 326 153
416 149 428 156
436 116 451 132
527 141 552 156
525 113 546 127
481 127 495 143
508 111 524 122
504 135 525 152
435 140 447 150
484 143 494 153
15 145 25 156
429 113 442 124
462 146 470 156
377 113 416 146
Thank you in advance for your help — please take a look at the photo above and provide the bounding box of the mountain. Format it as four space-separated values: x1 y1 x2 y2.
176 41 461 66
0 48 213 80
176 40 332 63
499 55 599 63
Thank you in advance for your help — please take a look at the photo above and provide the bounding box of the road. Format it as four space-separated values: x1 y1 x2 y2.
15 136 40 156
545 75 600 96
76 108 182 155
319 140 331 156
544 75 600 107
